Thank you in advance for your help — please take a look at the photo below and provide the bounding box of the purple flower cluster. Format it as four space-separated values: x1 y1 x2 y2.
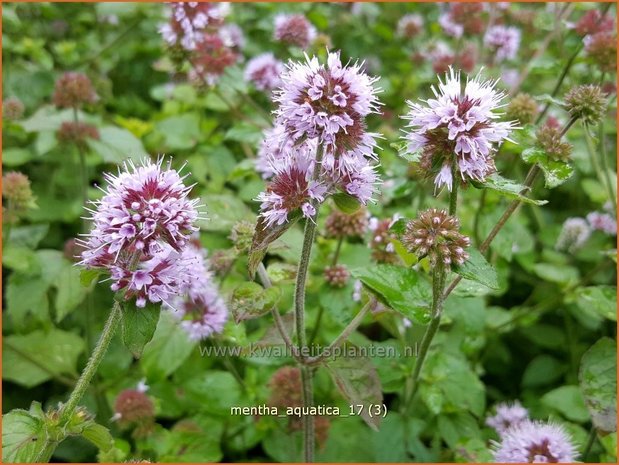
403 68 516 191
587 211 617 235
244 53 284 92
159 2 230 51
484 25 521 62
492 420 578 463
556 217 591 252
165 239 228 340
486 401 529 435
273 14 316 48
397 14 424 39
80 159 200 307
256 52 382 227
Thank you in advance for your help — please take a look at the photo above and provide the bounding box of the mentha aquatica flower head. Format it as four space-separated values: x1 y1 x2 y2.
80 158 200 307
403 67 516 192
402 208 470 267
274 51 381 159
486 401 529 435
484 25 521 63
256 52 382 227
244 53 284 92
53 72 98 108
159 2 229 51
256 151 327 227
273 14 316 48
492 420 578 463
165 240 228 340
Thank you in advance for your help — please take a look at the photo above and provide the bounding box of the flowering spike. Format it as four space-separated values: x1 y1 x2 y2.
403 68 516 191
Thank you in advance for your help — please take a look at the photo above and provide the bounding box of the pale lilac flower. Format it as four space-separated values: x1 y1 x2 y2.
159 2 230 51
256 124 296 179
274 51 381 162
439 12 464 38
556 217 591 252
273 14 316 48
485 25 521 62
165 240 228 340
256 52 382 225
244 53 284 92
486 401 529 435
109 243 194 307
80 159 200 307
587 211 617 235
492 420 578 463
256 151 327 227
397 14 424 39
402 68 516 191
219 23 245 49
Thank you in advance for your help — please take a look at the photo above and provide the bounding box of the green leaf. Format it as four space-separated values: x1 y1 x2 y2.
8 224 49 248
224 122 263 145
3 329 84 388
474 172 548 205
573 286 617 321
79 269 101 287
80 423 113 453
120 301 161 359
200 194 254 232
54 261 88 322
351 265 431 325
522 355 565 388
533 263 579 285
155 113 201 150
184 371 244 416
2 246 41 275
2 148 33 167
5 273 50 327
541 386 590 423
141 312 197 381
325 352 383 431
521 147 574 188
419 352 485 416
2 404 54 463
332 192 362 214
230 282 281 323
87 126 146 164
452 248 500 290
579 338 617 433
157 416 223 462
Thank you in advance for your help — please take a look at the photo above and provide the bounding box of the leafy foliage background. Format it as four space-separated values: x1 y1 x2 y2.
2 2 617 463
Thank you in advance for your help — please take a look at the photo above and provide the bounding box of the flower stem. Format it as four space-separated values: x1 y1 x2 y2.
59 300 122 424
331 236 344 266
294 146 324 463
73 107 88 206
443 164 541 299
402 263 445 411
449 163 459 216
257 262 299 360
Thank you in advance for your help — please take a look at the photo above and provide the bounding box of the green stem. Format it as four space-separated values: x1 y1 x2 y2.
73 107 88 205
598 119 616 206
331 236 344 267
584 127 615 205
443 164 541 299
59 300 122 424
473 190 487 246
402 264 445 411
449 162 459 216
294 146 324 463
582 426 597 462
306 299 373 367
300 365 315 462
